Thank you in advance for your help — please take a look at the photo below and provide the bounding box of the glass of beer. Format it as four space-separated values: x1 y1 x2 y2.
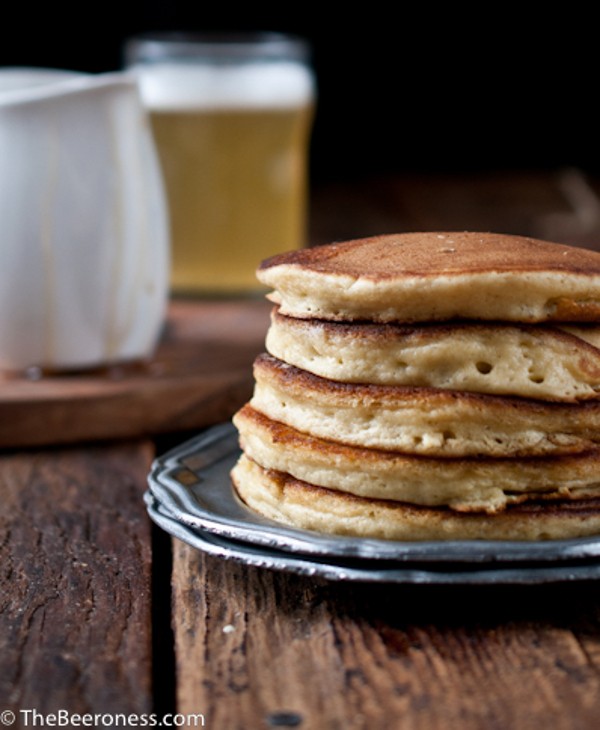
125 33 315 295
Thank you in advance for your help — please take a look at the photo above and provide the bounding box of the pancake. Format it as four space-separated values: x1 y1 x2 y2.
266 308 600 402
233 231 600 541
233 404 600 513
257 232 600 324
251 353 600 457
231 454 600 541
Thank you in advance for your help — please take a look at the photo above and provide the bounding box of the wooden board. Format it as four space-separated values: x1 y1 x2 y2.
0 440 154 716
0 298 271 448
171 541 600 729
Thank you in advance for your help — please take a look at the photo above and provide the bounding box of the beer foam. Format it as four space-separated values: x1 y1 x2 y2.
133 62 314 111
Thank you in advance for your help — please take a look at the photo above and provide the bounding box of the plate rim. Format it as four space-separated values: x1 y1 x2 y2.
145 491 600 586
147 423 600 566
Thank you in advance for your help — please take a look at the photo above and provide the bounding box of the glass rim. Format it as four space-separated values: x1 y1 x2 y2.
124 31 311 65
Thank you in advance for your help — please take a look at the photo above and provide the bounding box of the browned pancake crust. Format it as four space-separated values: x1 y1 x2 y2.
277 472 600 516
231 460 600 541
270 306 600 374
270 305 600 346
259 232 600 280
254 352 600 416
235 402 600 472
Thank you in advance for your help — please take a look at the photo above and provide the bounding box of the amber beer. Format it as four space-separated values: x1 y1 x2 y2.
128 35 315 293
150 102 313 292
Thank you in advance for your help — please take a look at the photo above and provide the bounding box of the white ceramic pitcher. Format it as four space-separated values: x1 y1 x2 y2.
0 68 169 372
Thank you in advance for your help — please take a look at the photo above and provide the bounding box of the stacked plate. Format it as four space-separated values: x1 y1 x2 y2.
145 422 600 585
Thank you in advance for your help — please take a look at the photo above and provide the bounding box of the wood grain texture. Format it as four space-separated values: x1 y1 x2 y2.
0 441 154 716
0 298 271 448
172 541 600 730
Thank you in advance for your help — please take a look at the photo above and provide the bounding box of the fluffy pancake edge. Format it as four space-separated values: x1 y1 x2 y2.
234 404 600 513
232 454 600 542
266 309 600 401
251 354 600 457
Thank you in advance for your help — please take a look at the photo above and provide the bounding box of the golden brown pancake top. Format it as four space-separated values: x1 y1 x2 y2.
258 232 600 280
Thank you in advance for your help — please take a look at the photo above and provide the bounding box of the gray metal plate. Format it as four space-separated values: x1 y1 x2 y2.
145 423 600 581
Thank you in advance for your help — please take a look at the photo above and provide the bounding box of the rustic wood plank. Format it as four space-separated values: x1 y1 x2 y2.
0 441 154 716
0 298 271 448
172 542 600 729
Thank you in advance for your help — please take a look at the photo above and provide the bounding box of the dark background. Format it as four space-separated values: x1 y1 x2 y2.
1 5 596 184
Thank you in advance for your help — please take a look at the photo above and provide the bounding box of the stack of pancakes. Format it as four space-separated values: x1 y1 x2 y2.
231 231 600 541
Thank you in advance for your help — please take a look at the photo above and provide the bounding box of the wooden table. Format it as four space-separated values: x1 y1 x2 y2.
3 171 600 730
